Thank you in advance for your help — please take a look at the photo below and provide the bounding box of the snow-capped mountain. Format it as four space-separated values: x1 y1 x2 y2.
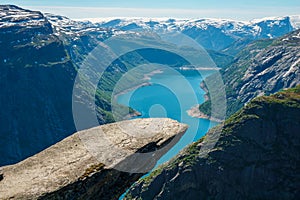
44 15 299 52
0 5 49 29
46 13 109 37
1 4 298 53
92 16 300 34
290 15 300 29
87 16 297 51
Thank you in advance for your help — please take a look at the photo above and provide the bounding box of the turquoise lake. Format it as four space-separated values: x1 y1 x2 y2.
117 69 219 166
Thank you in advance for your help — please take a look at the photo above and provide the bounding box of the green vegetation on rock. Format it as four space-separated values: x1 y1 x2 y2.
125 85 300 200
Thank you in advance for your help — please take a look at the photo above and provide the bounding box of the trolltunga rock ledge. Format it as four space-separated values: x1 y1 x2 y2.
0 118 187 200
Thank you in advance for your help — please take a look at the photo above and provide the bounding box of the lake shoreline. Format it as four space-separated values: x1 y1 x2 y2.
178 66 221 71
114 69 164 118
114 69 164 99
187 104 223 123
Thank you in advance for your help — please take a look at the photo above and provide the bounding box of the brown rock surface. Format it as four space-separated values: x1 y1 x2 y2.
0 118 187 200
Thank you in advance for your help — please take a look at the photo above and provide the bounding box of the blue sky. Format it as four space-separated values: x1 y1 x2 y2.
2 0 300 20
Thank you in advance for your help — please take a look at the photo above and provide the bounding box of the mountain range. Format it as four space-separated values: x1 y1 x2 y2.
0 3 299 165
0 4 300 200
90 16 299 51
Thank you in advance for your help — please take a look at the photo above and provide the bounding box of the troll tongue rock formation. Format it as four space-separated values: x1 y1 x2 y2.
0 118 187 200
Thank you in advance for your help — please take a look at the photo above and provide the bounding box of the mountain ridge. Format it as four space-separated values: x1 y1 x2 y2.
125 85 300 200
92 16 296 51
45 13 298 51
199 29 300 119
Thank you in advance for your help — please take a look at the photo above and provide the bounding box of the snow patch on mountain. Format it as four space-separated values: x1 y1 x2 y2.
250 16 288 24
46 13 108 36
0 5 47 29
46 15 297 51
290 15 300 29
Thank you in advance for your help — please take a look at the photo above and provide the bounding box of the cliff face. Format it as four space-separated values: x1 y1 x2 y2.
200 29 300 119
0 5 80 166
0 5 116 166
125 86 300 200
0 118 187 200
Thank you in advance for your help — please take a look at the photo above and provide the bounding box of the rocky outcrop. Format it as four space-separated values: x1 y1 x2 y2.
0 118 187 200
239 31 300 99
199 29 300 118
125 86 300 200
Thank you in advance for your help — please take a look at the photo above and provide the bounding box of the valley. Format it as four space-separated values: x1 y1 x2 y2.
117 68 219 166
0 4 299 200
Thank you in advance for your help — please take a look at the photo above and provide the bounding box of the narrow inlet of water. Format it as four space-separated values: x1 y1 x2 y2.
117 69 219 199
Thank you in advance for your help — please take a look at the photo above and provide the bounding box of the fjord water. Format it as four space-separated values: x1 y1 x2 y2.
117 69 218 166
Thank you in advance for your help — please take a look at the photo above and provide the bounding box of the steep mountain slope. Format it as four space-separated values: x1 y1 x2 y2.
0 118 187 200
0 5 79 166
125 86 300 200
45 13 114 65
199 29 300 119
0 5 117 166
94 16 296 51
